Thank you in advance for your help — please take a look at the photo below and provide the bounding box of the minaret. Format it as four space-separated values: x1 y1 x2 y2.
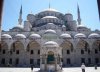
18 5 23 25
49 0 51 9
77 4 81 25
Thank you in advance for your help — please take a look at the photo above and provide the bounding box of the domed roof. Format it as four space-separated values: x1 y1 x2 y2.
42 8 59 12
44 41 59 47
88 33 100 38
77 24 86 28
14 24 24 29
42 16 58 19
1 34 12 39
45 29 56 34
15 34 26 39
62 25 66 27
74 33 86 38
29 34 41 39
60 33 72 39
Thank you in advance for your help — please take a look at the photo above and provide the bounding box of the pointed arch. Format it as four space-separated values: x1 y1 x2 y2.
11 41 24 52
92 40 100 50
27 40 40 51
76 39 89 51
0 41 8 51
60 40 73 51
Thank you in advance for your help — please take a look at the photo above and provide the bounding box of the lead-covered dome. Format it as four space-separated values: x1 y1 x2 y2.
15 34 26 39
29 34 41 39
74 33 86 38
1 34 12 39
88 33 100 38
45 29 56 34
41 8 59 12
60 33 72 39
44 41 59 47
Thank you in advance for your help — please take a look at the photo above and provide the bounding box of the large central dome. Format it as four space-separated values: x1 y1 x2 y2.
42 8 59 12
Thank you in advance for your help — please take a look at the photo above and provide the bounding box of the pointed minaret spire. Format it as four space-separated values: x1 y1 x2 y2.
18 5 23 25
49 0 51 9
77 3 81 25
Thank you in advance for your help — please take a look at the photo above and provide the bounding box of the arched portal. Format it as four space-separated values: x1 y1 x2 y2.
47 51 54 64
27 40 40 66
60 40 73 66
0 41 8 66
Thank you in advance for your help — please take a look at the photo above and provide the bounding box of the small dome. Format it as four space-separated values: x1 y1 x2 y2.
15 34 26 39
1 34 12 39
74 33 86 38
45 29 56 34
77 24 86 28
60 33 71 39
44 41 59 47
14 24 24 29
42 16 58 19
62 25 66 27
88 33 100 38
30 34 41 39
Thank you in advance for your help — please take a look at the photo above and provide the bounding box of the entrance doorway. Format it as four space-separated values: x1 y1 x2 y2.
47 51 55 64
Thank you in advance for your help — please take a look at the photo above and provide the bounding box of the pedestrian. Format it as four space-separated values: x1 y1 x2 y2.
31 65 33 71
94 64 97 70
81 63 85 72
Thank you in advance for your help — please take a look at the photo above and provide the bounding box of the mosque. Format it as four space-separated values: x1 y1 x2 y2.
0 3 100 72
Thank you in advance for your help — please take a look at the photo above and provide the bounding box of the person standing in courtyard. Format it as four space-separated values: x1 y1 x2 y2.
81 63 85 72
31 65 33 72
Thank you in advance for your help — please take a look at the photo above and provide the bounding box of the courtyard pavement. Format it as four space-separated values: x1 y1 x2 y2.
0 67 100 72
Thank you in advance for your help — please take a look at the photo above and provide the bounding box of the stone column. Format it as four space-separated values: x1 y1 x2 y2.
55 56 57 71
45 54 47 71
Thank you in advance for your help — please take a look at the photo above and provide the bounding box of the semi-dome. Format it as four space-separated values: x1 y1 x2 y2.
42 16 58 19
1 34 12 39
15 34 26 39
44 41 59 47
29 34 41 39
45 29 56 34
74 33 86 38
88 33 100 38
60 33 72 39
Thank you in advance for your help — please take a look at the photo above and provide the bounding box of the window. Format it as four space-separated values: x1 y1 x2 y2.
99 44 100 51
66 50 70 54
1 58 5 64
9 58 12 64
37 59 40 65
16 50 19 54
81 58 85 63
62 50 63 54
95 49 98 54
81 50 84 54
30 50 34 54
66 58 70 64
2 49 5 54
16 58 19 64
88 58 91 64
88 49 90 54
38 50 40 54
95 58 99 64
30 59 34 64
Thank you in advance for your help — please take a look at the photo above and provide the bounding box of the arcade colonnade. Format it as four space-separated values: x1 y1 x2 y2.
0 38 100 67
